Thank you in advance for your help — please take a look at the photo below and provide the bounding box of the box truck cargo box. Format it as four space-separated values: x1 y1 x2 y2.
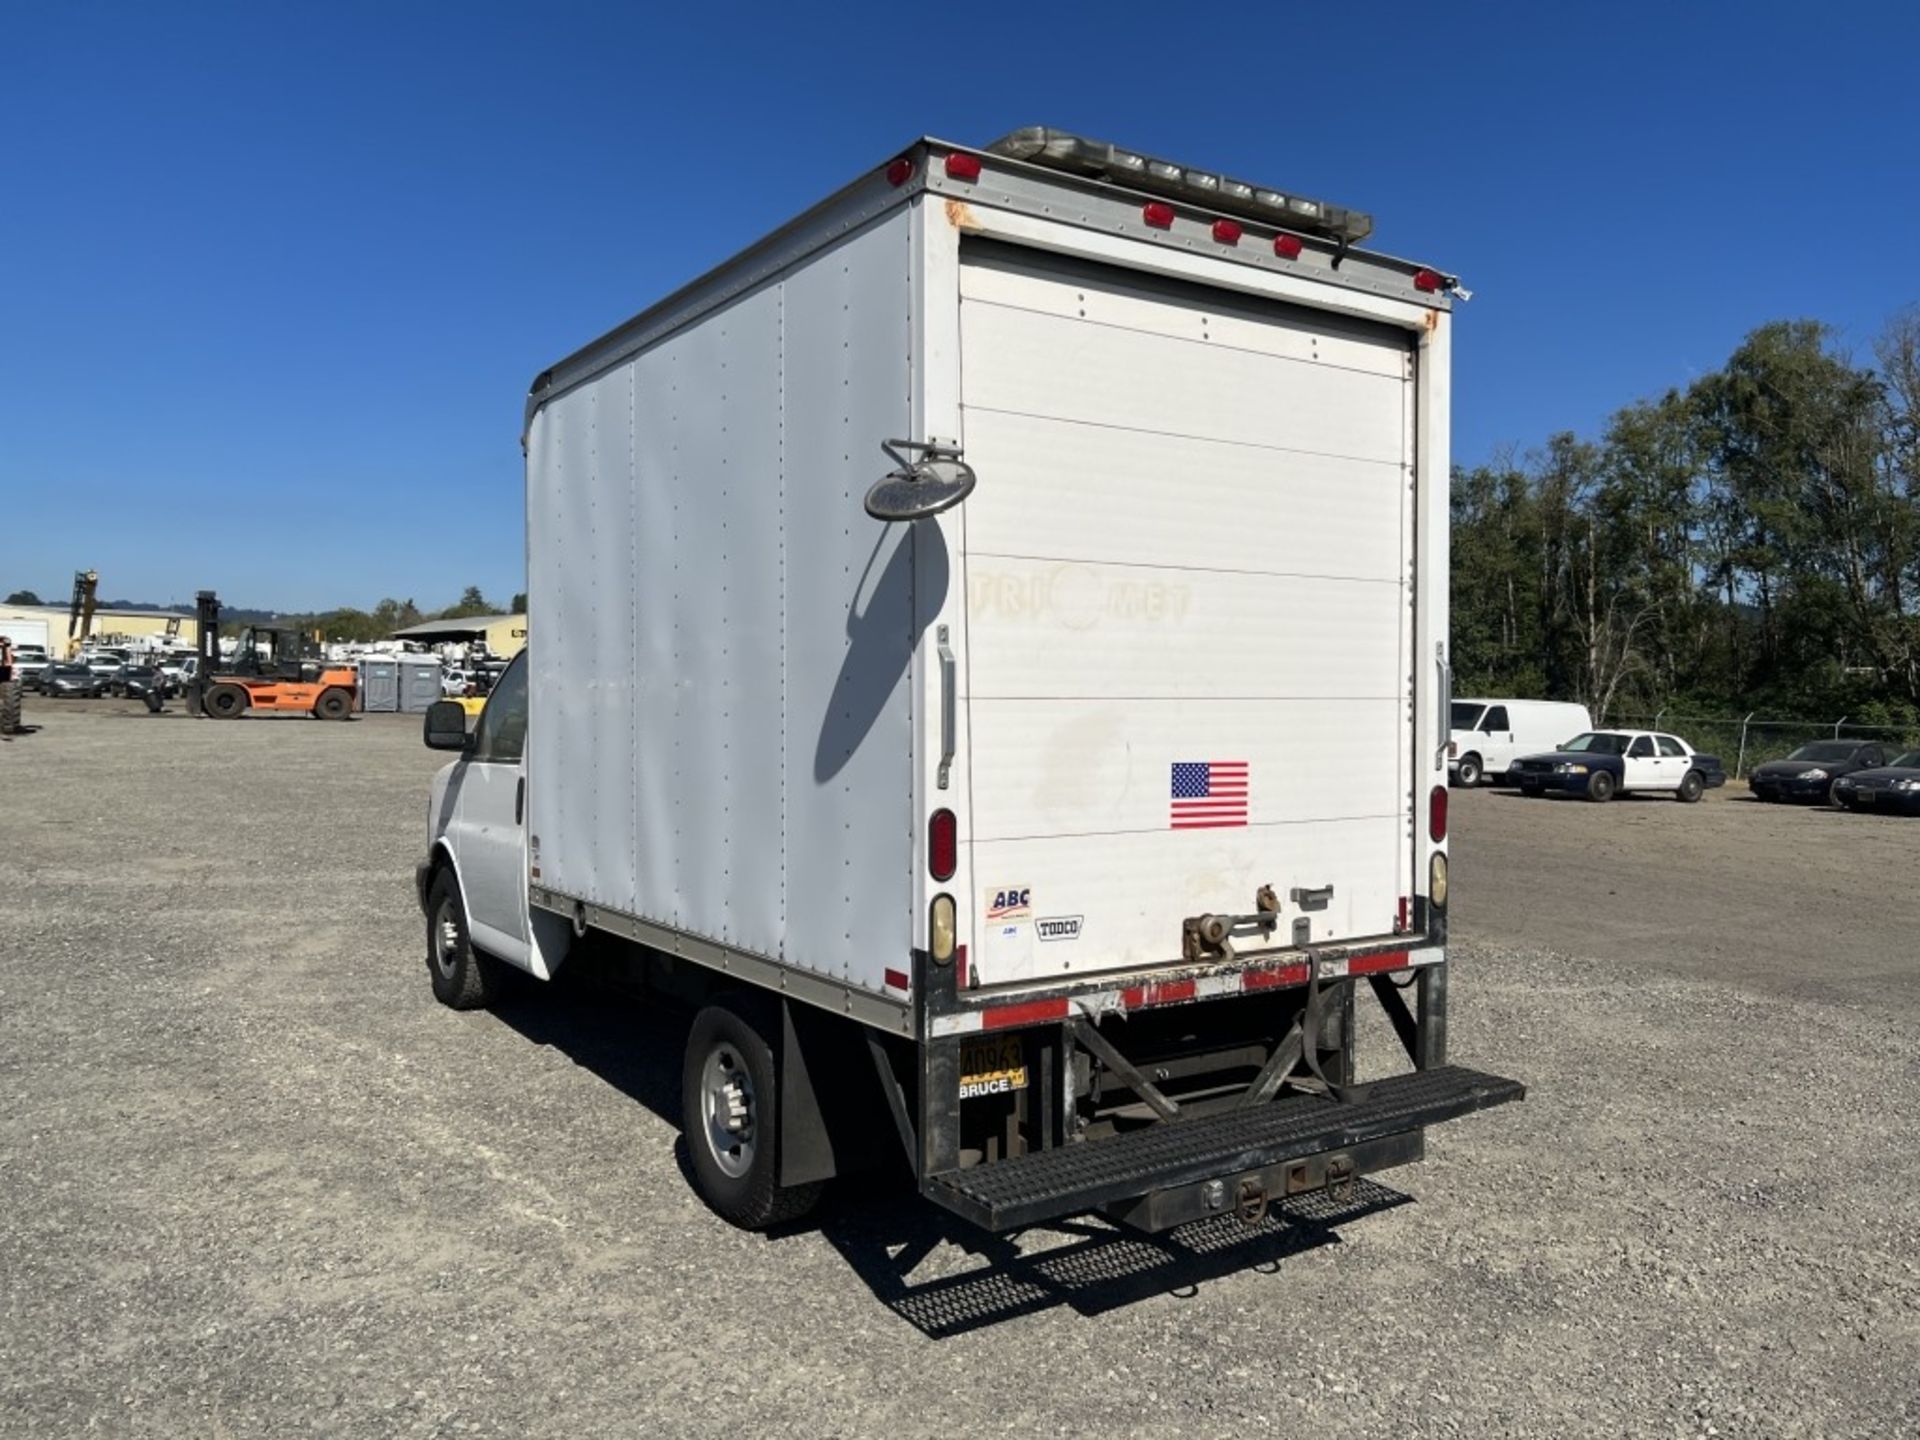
417 128 1521 1233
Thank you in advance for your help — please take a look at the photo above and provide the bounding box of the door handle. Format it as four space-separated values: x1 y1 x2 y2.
515 776 525 825
937 624 955 791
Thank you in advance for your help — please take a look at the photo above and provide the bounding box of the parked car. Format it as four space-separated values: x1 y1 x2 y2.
1448 698 1594 788
441 668 475 698
81 650 127 679
159 655 198 689
1832 751 1920 815
1511 729 1727 803
13 645 52 690
111 664 170 699
1748 740 1890 805
42 663 104 697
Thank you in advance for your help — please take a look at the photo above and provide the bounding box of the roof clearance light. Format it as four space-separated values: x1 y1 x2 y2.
1142 202 1175 229
1212 219 1242 245
945 152 982 181
1413 268 1444 293
886 157 913 187
1274 234 1303 260
984 126 1375 245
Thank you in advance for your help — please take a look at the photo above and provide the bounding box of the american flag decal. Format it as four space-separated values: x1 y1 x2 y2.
1170 760 1250 829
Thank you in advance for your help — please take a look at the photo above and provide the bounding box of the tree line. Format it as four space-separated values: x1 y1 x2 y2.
1452 311 1920 725
283 586 529 644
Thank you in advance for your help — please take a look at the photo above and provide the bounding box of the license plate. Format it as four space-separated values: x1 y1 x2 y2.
959 1035 1028 1099
1857 790 1876 804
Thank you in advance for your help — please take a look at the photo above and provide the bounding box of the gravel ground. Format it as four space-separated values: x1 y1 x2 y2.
3 701 1918 1438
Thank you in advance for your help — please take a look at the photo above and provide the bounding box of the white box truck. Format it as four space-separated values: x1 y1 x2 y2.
417 128 1521 1231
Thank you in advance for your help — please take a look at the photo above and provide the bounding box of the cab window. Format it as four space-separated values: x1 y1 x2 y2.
1656 736 1686 758
1481 705 1510 732
471 652 528 764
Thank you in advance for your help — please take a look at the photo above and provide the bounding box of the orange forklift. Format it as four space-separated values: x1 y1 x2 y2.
185 590 357 720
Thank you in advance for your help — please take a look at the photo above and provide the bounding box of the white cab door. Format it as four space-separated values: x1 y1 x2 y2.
958 242 1417 986
445 653 530 963
1476 704 1516 774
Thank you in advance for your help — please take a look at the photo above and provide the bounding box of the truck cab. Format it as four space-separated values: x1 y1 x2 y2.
417 652 562 1001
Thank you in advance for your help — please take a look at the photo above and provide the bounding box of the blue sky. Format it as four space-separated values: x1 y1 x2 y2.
3 2 1916 612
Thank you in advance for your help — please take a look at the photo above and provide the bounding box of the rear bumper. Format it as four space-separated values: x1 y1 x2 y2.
922 1064 1523 1232
1835 786 1920 814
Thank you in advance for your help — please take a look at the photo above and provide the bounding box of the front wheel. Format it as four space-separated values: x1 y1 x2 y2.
1676 771 1704 804
1454 754 1483 788
313 686 353 721
425 868 507 1010
204 683 248 719
1586 770 1616 803
681 1001 825 1230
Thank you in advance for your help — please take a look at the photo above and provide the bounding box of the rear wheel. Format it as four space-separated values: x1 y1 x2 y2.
205 683 248 719
681 1000 824 1230
1454 754 1483 788
425 868 506 1010
1586 770 1616 803
0 678 20 735
313 686 352 721
1676 770 1704 804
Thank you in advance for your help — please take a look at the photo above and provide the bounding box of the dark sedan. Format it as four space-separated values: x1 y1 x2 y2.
1831 751 1920 815
1748 740 1889 804
111 664 170 699
41 663 104 697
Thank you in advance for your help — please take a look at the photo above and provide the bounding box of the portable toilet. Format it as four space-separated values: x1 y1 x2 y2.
359 657 400 713
397 655 442 713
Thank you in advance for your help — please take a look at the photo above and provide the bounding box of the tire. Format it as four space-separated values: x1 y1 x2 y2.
681 1000 825 1230
204 683 248 719
1586 770 1616 803
1676 770 1704 804
0 678 20 735
313 686 352 721
425 867 506 1010
1454 754 1483 788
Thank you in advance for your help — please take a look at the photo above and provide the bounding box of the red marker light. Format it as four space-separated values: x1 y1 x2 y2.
886 158 913 187
1211 219 1242 245
1413 268 1444 293
1273 234 1303 260
1142 202 1175 229
944 153 982 181
929 808 957 881
1429 785 1449 843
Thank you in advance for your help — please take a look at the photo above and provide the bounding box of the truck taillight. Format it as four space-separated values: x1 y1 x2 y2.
1429 785 1448 843
945 152 982 181
929 808 956 881
1413 268 1443 294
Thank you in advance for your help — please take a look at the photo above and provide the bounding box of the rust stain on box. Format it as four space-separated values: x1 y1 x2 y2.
945 199 981 231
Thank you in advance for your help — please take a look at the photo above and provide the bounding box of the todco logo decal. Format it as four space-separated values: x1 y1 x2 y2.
1036 915 1083 942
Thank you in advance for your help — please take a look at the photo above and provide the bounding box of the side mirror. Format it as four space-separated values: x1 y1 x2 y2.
423 699 472 752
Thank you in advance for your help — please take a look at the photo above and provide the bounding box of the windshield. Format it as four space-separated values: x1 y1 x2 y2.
1788 742 1858 763
1561 732 1630 756
1450 702 1485 730
1892 751 1920 769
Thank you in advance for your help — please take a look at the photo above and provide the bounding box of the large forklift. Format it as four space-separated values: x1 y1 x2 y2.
185 590 357 720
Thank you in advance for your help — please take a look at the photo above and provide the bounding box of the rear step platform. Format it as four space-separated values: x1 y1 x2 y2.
925 1064 1523 1232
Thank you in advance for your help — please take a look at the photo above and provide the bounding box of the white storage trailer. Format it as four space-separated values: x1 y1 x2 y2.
419 127 1522 1231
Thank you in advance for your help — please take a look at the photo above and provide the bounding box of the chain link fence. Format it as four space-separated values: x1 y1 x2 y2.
1608 711 1920 778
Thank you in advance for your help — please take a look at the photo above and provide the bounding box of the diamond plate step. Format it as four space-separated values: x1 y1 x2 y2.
925 1064 1524 1232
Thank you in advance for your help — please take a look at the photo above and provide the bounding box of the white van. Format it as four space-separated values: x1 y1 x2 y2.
1449 698 1593 786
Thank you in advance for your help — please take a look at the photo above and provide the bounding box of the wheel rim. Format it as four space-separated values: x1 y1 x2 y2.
431 896 461 979
699 1045 756 1179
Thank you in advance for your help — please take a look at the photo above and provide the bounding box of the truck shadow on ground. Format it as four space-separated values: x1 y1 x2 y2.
491 977 1412 1339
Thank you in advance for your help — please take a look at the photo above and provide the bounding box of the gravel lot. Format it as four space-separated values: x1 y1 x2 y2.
3 700 1918 1438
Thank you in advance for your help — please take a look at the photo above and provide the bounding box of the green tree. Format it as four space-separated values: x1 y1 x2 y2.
4 589 42 605
438 586 496 620
510 591 527 614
